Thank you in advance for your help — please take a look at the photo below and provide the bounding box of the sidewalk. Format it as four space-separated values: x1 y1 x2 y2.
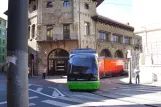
29 74 161 86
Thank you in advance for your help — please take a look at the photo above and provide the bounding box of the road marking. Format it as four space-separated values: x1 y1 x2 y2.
0 96 38 105
52 90 59 97
29 103 36 106
57 96 84 103
29 96 39 100
29 84 42 87
42 99 71 106
36 88 43 92
29 89 62 99
48 87 65 96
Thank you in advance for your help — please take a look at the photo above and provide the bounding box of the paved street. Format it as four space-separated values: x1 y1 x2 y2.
1 73 161 107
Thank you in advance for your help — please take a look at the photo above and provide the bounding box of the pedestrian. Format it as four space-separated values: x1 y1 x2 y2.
42 67 47 79
134 66 140 84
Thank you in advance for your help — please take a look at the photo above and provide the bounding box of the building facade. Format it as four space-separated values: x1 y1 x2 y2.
135 27 161 66
27 0 141 76
0 17 7 65
134 26 161 81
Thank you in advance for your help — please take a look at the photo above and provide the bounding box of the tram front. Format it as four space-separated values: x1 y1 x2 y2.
67 54 100 90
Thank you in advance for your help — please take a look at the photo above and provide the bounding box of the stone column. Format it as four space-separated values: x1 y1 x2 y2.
122 35 124 44
110 33 113 42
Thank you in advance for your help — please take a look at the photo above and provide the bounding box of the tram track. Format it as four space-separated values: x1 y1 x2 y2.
90 89 160 107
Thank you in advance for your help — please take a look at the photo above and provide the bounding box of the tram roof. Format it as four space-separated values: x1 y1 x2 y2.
70 53 98 58
70 48 96 54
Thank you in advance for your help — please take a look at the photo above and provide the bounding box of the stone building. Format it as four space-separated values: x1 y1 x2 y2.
0 17 7 66
27 0 141 76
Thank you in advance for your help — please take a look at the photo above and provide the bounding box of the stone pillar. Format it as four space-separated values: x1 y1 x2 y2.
110 33 113 42
131 37 135 45
122 35 124 44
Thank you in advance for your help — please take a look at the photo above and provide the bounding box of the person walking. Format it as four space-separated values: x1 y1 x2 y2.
134 66 140 84
42 67 47 79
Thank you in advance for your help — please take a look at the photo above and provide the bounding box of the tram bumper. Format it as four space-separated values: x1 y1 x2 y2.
67 81 100 90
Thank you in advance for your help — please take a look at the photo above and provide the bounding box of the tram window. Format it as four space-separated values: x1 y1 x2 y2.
69 56 98 74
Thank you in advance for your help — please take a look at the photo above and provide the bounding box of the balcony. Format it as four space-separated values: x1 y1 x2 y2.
36 34 78 42
98 39 110 43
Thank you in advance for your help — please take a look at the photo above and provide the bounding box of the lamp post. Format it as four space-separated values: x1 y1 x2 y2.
127 50 132 84
78 0 81 48
6 0 29 107
142 27 148 52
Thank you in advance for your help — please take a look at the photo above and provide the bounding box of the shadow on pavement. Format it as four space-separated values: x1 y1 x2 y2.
1 73 161 107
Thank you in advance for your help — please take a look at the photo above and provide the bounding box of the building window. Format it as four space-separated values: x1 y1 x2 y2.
135 38 140 44
2 48 4 52
112 34 121 43
32 24 35 38
63 1 70 7
63 24 70 39
47 25 53 40
3 40 5 44
2 21 6 27
32 5 37 11
124 37 131 45
0 30 1 34
85 22 90 35
46 1 54 8
2 31 6 37
2 56 4 61
29 0 36 4
84 3 89 9
0 20 1 25
28 26 30 39
98 32 108 41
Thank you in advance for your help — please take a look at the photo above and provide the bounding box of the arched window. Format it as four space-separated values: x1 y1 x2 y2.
100 49 112 57
115 50 124 58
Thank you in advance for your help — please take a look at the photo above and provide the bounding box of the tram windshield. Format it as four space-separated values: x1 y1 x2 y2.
69 55 98 76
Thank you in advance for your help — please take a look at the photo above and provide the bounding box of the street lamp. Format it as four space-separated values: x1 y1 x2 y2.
127 50 132 84
141 26 148 52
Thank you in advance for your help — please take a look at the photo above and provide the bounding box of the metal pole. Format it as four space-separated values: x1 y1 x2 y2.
7 0 29 107
142 27 147 52
129 58 132 84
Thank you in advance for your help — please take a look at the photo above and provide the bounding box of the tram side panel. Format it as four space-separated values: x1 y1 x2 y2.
98 58 105 78
99 59 126 78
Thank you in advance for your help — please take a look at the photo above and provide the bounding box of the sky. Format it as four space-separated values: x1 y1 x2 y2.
97 0 132 25
132 0 161 31
1 0 161 32
0 0 8 19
